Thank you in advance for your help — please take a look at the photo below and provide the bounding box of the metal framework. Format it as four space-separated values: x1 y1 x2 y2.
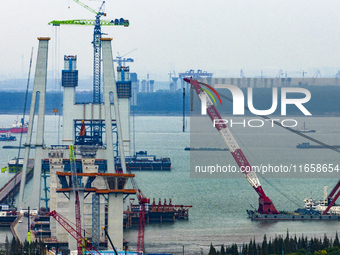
125 165 149 254
49 210 99 255
93 14 102 103
184 78 279 214
48 0 129 104
323 180 340 215
74 119 118 155
92 193 100 249
41 167 50 209
69 145 82 254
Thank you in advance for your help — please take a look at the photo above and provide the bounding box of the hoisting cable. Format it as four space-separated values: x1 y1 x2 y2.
210 87 339 205
215 89 340 193
17 47 34 162
213 89 340 154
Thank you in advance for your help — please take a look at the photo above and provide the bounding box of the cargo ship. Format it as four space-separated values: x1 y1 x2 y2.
115 151 171 171
184 146 228 151
0 204 17 226
0 133 16 141
296 142 340 149
0 118 28 133
4 157 24 172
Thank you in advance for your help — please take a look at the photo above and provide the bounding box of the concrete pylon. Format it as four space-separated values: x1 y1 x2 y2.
18 37 50 209
101 37 127 250
101 38 127 174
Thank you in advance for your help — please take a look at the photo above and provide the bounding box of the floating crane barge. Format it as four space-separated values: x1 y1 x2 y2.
184 77 340 220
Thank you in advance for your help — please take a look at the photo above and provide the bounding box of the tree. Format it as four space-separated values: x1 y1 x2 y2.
249 239 254 255
231 243 239 255
221 245 226 255
262 234 269 255
209 243 217 255
4 235 10 255
268 238 275 255
242 244 248 255
323 234 330 249
10 237 20 255
334 232 340 248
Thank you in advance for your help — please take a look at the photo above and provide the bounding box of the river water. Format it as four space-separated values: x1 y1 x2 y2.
0 114 340 254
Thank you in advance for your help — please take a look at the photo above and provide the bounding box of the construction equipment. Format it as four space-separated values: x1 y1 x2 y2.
113 49 137 67
184 78 279 214
124 166 149 254
49 210 100 255
69 145 82 254
49 0 129 103
323 180 340 215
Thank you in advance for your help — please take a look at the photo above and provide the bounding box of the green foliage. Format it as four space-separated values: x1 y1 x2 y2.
334 232 340 249
209 242 217 255
209 232 340 255
0 238 46 255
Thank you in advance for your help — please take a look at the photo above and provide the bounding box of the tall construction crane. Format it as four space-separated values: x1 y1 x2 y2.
49 0 129 103
69 145 82 254
113 48 137 67
183 78 279 214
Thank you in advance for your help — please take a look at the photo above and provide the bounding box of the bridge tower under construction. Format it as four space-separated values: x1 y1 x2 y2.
18 37 135 252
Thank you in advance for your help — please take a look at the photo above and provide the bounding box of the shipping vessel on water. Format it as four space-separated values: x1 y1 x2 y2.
2 157 25 172
295 122 316 133
115 151 171 171
0 133 16 141
248 187 340 220
0 204 17 226
184 146 229 151
296 142 340 149
0 118 28 134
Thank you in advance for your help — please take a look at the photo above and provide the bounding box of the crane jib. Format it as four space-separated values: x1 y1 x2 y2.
186 77 279 214
207 104 269 200
207 105 227 131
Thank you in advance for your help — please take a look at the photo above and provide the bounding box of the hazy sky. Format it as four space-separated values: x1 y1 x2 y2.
1 0 340 81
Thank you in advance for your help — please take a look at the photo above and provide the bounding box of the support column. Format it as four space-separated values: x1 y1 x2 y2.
19 37 49 209
68 189 85 252
99 173 136 251
68 191 77 252
108 193 124 250
101 38 127 174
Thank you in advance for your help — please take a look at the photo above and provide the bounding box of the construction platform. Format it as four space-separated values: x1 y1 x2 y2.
124 198 191 228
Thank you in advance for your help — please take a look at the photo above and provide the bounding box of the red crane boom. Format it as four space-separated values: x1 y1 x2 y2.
49 210 100 255
323 180 340 215
184 78 279 214
125 166 149 254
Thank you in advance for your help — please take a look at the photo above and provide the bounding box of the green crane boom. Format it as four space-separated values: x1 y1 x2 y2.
73 0 97 14
48 19 129 26
49 0 129 103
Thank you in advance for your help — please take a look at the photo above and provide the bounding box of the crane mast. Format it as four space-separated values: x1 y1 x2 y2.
49 0 129 103
69 145 83 254
184 78 279 214
70 0 106 103
93 13 102 103
125 166 149 254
